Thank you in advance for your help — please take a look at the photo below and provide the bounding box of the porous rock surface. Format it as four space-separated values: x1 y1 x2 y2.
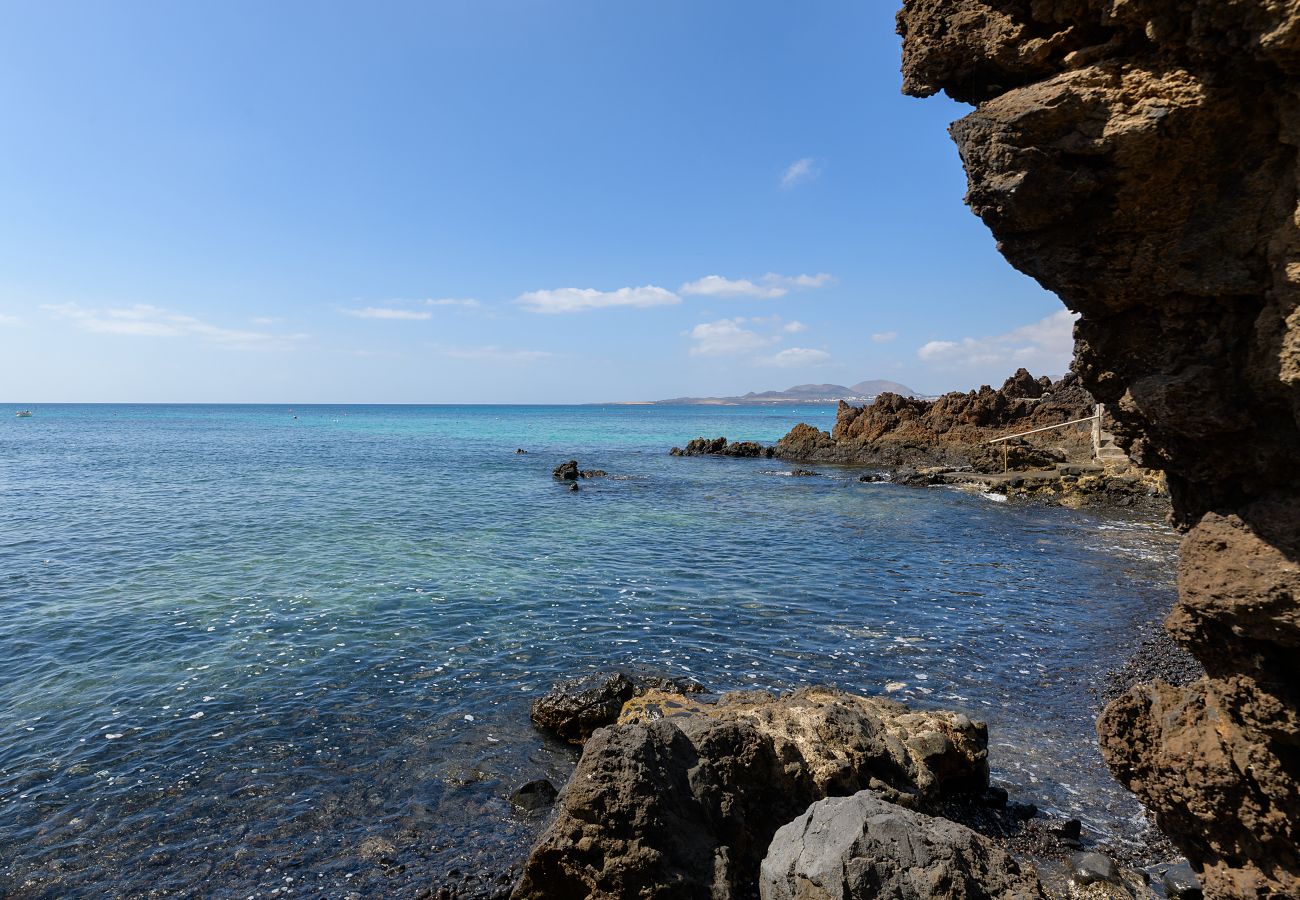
896 3 1300 896
759 790 1048 900
773 369 1094 472
512 687 990 899
529 671 704 745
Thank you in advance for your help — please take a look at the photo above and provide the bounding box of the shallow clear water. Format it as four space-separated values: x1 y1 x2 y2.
0 404 1178 897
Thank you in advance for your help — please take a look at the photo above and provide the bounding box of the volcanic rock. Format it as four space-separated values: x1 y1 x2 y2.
670 436 776 458
551 460 579 481
759 791 1048 900
513 686 990 898
896 2 1300 894
773 369 1094 473
529 672 705 745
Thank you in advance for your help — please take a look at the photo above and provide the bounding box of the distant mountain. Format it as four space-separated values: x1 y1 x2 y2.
647 379 921 405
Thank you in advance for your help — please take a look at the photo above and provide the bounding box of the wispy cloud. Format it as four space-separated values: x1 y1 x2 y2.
515 285 679 314
759 347 831 367
687 317 780 357
871 331 898 343
780 157 821 189
917 309 1077 374
342 306 433 321
43 303 305 349
435 345 554 362
679 272 835 300
784 320 808 333
0 312 20 325
425 298 480 308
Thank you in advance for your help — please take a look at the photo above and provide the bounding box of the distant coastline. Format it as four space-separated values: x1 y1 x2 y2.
634 378 923 406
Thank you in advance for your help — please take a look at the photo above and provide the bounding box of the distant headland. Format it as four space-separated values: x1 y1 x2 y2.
635 378 922 406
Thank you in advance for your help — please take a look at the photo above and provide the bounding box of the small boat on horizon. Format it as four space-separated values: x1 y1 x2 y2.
15 410 33 417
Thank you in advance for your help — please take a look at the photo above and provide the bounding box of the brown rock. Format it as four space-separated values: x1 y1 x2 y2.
513 687 990 898
897 1 1300 895
773 371 1094 472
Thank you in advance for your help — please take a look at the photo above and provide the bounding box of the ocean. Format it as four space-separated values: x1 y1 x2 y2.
0 404 1178 896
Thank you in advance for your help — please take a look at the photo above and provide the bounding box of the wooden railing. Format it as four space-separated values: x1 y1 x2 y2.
987 405 1104 472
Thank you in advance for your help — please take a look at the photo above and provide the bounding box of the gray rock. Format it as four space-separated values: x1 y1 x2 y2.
759 791 1048 900
1161 860 1203 899
1072 851 1120 886
552 460 579 480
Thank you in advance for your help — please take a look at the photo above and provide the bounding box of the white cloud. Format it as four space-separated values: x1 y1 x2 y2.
760 347 831 367
44 303 304 348
871 331 898 343
0 312 20 325
436 345 554 362
781 157 821 189
251 316 283 325
425 298 480 308
784 320 808 333
916 309 1078 374
342 306 433 321
679 272 835 299
516 285 679 314
687 318 780 357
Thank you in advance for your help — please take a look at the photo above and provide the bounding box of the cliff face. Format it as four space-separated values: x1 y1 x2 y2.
897 3 1300 896
775 368 1096 471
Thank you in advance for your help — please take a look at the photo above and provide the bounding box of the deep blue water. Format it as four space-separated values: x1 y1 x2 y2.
0 404 1178 897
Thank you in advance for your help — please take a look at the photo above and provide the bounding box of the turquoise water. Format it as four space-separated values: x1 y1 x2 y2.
0 404 1177 896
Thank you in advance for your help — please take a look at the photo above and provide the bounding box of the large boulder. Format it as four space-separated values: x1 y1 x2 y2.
513 687 989 898
618 686 989 807
759 791 1048 900
670 436 776 459
512 717 815 899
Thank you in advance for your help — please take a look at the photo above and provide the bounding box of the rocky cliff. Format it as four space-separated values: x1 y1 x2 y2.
774 368 1096 471
897 3 1300 896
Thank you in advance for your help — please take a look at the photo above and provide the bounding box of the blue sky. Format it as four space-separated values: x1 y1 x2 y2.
0 1 1073 403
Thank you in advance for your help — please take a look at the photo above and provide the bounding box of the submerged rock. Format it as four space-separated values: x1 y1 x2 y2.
1071 852 1120 887
759 790 1048 900
509 779 558 813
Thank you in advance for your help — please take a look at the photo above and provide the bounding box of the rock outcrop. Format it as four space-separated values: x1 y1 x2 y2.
670 436 776 459
759 791 1048 900
513 687 990 899
773 369 1095 473
897 3 1300 896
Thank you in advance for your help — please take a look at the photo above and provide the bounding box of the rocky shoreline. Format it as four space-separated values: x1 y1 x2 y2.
670 369 1172 516
431 664 1203 899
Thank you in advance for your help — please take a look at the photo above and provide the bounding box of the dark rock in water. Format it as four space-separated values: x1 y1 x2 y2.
552 460 579 481
1050 816 1081 847
760 790 1049 900
578 469 606 478
529 671 705 745
567 482 579 492
509 779 558 812
858 472 888 483
515 448 527 454
1073 851 1120 886
773 422 836 459
982 785 1009 808
670 436 775 459
1162 860 1203 899
790 469 819 477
